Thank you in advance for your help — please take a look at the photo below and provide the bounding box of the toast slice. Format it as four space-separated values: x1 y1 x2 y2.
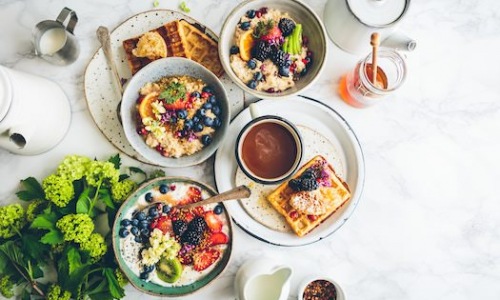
266 155 351 237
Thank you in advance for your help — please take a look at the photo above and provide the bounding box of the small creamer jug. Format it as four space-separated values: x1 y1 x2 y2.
0 65 71 155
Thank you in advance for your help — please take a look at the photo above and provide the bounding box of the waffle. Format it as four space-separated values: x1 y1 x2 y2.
266 155 351 237
122 20 223 77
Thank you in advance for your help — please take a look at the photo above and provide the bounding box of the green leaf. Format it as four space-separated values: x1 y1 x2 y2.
99 188 115 210
16 177 45 201
159 82 186 104
30 212 57 230
104 268 125 298
21 234 50 262
58 248 91 292
67 246 83 275
0 240 24 266
76 187 92 214
129 166 146 176
40 230 64 245
148 169 166 180
21 288 30 300
108 154 121 170
118 174 130 181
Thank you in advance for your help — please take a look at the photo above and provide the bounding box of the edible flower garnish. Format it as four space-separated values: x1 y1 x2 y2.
159 82 187 104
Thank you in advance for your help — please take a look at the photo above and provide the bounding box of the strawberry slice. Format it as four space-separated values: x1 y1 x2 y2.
164 99 187 111
178 186 202 205
204 212 223 233
192 206 205 217
207 232 228 246
193 248 220 271
261 26 282 43
151 216 172 234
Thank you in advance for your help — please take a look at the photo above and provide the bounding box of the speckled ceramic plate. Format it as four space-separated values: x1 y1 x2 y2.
214 96 365 247
112 177 233 297
84 10 244 165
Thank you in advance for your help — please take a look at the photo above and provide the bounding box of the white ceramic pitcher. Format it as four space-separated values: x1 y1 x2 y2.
235 258 293 300
0 66 71 155
324 0 416 54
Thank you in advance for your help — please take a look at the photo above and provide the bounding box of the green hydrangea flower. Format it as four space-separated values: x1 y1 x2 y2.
56 214 94 244
0 275 14 298
26 199 45 222
111 179 137 203
42 174 75 207
86 160 120 187
0 204 25 239
79 233 107 260
115 268 128 287
47 284 71 300
56 155 91 181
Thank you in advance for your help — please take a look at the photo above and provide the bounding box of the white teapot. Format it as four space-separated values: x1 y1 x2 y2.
0 66 71 155
324 0 416 54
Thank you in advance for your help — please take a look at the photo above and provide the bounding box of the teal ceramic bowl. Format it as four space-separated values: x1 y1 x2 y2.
112 177 233 297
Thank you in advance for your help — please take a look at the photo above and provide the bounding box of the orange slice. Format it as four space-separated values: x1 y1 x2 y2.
138 93 159 119
239 30 255 61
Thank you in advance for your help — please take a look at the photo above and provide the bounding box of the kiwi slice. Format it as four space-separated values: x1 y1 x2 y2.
156 257 183 283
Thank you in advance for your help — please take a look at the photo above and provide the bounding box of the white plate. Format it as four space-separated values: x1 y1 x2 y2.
84 10 245 165
214 96 365 246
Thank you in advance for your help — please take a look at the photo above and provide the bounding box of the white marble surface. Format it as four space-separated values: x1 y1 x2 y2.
1 0 500 299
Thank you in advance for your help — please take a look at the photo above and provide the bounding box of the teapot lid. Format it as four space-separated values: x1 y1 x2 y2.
0 66 13 121
347 0 409 27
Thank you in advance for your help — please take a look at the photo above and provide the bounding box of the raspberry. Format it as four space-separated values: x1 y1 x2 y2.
252 40 273 61
278 18 295 37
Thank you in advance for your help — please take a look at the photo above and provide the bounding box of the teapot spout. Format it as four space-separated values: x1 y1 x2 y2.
381 32 416 51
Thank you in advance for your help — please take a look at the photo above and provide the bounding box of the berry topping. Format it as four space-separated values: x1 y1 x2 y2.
240 21 251 31
301 178 319 191
201 135 212 146
119 227 129 238
181 230 202 245
145 192 153 202
278 65 290 77
252 40 274 61
213 204 224 215
120 219 131 226
152 216 172 234
230 45 240 55
204 211 223 233
272 49 290 67
203 116 214 127
159 184 169 194
193 248 220 271
254 72 263 81
260 26 282 44
246 9 256 18
207 232 229 246
247 59 257 70
188 216 208 233
278 18 296 37
173 220 188 237
247 80 258 89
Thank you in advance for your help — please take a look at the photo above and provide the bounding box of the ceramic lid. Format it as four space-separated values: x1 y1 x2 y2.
0 66 12 121
347 0 409 27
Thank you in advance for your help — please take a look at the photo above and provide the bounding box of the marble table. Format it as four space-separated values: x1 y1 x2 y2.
1 0 499 299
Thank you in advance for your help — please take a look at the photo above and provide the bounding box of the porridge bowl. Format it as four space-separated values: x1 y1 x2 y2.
219 0 327 99
121 57 230 167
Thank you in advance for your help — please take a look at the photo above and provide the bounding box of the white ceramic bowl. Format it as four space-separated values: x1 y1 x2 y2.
219 0 328 99
298 275 346 300
121 57 230 167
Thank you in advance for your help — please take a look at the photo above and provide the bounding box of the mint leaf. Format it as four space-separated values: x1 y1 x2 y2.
16 177 45 201
30 212 57 230
40 230 64 245
159 82 186 104
108 154 121 170
104 268 125 298
76 187 91 214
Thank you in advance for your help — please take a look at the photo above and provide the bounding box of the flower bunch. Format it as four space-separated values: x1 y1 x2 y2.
0 204 25 239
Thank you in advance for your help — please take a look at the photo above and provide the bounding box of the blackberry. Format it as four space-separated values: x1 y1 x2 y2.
181 230 202 245
300 178 319 191
288 178 302 191
301 169 317 180
271 49 289 67
173 220 188 237
188 216 207 233
252 40 273 61
278 18 295 37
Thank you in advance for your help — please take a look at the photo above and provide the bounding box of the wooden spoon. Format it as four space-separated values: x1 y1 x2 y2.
178 185 251 210
370 32 380 85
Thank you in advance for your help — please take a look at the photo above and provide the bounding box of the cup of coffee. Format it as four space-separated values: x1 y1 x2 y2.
235 104 303 184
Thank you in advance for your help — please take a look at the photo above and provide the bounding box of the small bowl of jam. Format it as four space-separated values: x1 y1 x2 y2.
298 275 345 300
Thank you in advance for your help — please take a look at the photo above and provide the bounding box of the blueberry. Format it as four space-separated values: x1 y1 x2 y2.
177 109 187 119
192 116 200 124
208 95 217 104
159 184 168 194
300 68 308 77
254 72 263 81
119 227 129 238
203 116 214 127
191 91 201 98
278 66 290 77
202 86 214 94
120 219 131 227
144 265 155 273
149 206 158 216
139 221 149 230
213 118 222 128
136 212 146 221
214 204 224 215
230 45 240 55
146 215 153 221
145 192 153 202
201 135 212 146
202 102 212 109
246 9 256 18
170 116 178 124
247 80 257 89
162 205 171 214
140 271 149 280
184 119 194 130
132 219 139 226
212 106 221 116
180 129 188 137
247 59 257 69
194 123 204 132
130 226 140 236
141 228 150 236
197 108 206 117
240 21 251 30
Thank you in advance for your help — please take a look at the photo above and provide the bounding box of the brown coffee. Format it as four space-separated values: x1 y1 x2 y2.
241 122 297 179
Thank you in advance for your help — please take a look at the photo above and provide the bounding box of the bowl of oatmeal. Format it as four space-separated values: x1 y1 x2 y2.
121 57 230 167
219 0 327 98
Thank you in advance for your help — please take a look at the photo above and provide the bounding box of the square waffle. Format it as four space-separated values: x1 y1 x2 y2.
122 20 224 77
266 155 351 237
